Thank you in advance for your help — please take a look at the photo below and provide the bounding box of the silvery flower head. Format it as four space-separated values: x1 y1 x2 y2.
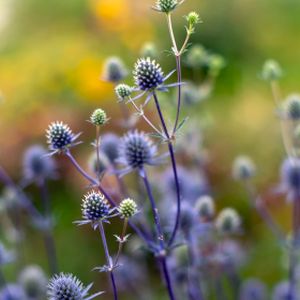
281 158 300 200
0 284 27 300
215 208 241 234
47 273 103 300
102 57 128 83
118 130 158 175
195 195 215 220
23 145 56 183
78 191 113 228
282 94 300 120
153 0 184 13
18 265 47 300
232 155 256 181
272 281 299 300
100 133 120 164
46 122 80 154
240 278 267 300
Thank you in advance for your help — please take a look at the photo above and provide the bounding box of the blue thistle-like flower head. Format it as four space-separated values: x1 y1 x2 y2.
81 191 110 222
281 158 300 199
47 273 103 300
102 57 128 83
232 155 256 181
239 278 267 300
282 94 300 120
46 122 79 153
133 58 164 91
272 281 299 300
195 195 215 220
18 265 47 299
153 0 184 13
0 284 27 300
118 130 158 173
23 145 56 182
215 208 241 234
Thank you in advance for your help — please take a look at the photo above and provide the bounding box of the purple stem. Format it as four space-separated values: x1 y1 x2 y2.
160 257 176 300
65 151 152 245
38 180 58 275
153 92 181 247
172 55 182 135
140 167 164 248
98 221 118 300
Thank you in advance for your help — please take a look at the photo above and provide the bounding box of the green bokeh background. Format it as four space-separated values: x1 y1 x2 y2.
1 0 300 298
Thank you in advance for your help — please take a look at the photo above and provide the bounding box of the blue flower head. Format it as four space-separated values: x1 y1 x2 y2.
23 145 56 182
47 273 103 300
0 284 27 300
118 130 158 175
46 121 80 154
239 279 267 300
100 133 120 164
281 158 300 199
272 281 299 300
102 57 128 83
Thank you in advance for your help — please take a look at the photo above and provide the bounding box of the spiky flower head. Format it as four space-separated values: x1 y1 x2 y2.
118 130 157 170
215 208 241 234
154 0 182 13
46 121 77 153
140 42 158 59
115 84 132 101
195 195 215 220
23 145 56 182
282 94 300 120
90 108 107 126
133 57 164 91
232 155 256 181
19 265 47 299
82 191 110 221
47 273 102 300
261 59 282 81
186 12 201 27
118 198 138 218
102 56 128 82
0 284 27 300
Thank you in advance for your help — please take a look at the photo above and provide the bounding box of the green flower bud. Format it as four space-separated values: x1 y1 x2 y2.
185 45 208 69
186 12 201 27
140 42 158 59
207 54 226 77
115 84 132 101
154 0 183 13
90 108 107 126
119 198 138 218
261 59 282 81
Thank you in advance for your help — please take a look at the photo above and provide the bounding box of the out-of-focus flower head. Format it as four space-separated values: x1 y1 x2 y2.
261 59 282 81
23 145 56 183
239 278 267 300
185 45 208 69
280 158 300 200
0 187 21 212
272 281 299 300
140 42 158 59
102 56 128 83
88 151 110 177
47 273 103 300
281 94 300 120
18 265 47 300
46 122 81 154
100 133 120 165
0 284 27 300
178 202 197 232
195 195 215 221
207 53 226 77
215 208 241 234
0 242 15 266
232 155 256 181
117 130 158 176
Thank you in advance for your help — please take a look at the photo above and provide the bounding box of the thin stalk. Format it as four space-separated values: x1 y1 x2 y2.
244 180 285 242
160 257 177 300
173 55 182 135
98 222 118 300
39 180 58 274
166 13 178 54
65 151 151 245
141 167 164 247
152 92 181 247
95 126 101 180
114 218 128 266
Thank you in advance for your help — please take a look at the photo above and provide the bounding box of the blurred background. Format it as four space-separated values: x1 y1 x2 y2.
1 0 300 298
